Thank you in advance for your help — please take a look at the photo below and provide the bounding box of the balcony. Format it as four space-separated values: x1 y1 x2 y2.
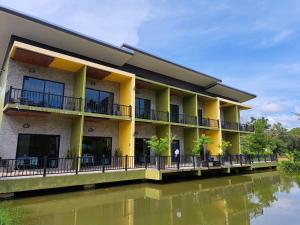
221 120 254 132
239 123 254 132
198 118 219 128
171 114 197 125
221 121 239 130
85 101 131 117
135 108 169 122
4 87 82 111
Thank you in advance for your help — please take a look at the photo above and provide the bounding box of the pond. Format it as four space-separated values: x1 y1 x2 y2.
2 171 300 225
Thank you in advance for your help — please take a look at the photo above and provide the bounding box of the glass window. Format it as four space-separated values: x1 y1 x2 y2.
16 134 60 158
85 89 114 114
22 77 64 108
135 98 151 119
170 104 179 123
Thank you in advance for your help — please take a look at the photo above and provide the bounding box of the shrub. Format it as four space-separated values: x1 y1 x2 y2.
278 160 300 174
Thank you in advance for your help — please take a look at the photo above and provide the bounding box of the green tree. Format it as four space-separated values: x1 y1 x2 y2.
218 140 232 154
241 117 272 155
147 135 174 156
268 123 289 154
191 134 213 156
288 128 300 151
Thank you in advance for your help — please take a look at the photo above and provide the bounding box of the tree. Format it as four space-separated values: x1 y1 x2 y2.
268 123 289 154
241 117 272 155
218 140 232 154
191 134 213 156
287 128 300 151
147 135 173 156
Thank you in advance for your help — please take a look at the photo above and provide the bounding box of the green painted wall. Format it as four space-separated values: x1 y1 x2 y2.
0 60 9 128
156 87 170 112
223 132 240 154
184 128 198 154
70 116 84 157
74 66 87 111
223 105 238 122
183 94 197 116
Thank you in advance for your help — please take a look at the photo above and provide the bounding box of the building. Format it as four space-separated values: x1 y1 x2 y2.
0 6 256 166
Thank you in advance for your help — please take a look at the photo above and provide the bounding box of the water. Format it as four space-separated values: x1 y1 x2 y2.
3 171 300 225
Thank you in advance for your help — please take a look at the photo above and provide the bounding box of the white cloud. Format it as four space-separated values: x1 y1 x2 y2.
0 0 151 45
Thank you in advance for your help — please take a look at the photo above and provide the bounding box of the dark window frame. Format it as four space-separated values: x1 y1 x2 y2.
135 97 151 119
16 133 61 159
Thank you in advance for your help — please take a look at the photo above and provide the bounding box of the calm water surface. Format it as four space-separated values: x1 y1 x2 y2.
3 171 300 225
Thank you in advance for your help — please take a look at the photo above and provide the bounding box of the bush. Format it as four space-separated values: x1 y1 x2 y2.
278 160 300 174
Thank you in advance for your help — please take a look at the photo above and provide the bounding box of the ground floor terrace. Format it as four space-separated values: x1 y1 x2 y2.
0 154 277 198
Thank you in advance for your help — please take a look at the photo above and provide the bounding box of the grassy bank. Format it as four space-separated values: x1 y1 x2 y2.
0 204 25 225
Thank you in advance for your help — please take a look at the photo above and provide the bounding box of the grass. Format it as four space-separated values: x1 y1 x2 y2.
0 204 25 225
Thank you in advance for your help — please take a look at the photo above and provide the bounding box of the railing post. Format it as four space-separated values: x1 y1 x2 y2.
75 156 79 175
193 155 195 169
158 156 161 170
240 154 243 166
102 155 105 173
229 155 232 165
145 155 148 169
9 86 13 103
177 155 180 171
125 155 128 171
43 156 47 177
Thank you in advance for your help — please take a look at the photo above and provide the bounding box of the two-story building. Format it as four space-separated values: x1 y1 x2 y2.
0 7 256 170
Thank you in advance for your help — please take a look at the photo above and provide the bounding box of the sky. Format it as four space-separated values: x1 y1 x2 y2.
1 0 300 129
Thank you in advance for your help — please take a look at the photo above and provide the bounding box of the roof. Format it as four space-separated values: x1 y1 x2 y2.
0 6 256 103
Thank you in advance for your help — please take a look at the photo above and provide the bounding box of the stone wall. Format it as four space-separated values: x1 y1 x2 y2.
135 89 156 110
0 114 72 159
83 120 119 155
85 78 120 104
6 60 75 97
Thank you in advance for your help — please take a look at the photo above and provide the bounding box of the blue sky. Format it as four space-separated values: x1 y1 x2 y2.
1 0 300 128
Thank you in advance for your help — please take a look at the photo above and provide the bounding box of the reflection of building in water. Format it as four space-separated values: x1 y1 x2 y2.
7 172 286 225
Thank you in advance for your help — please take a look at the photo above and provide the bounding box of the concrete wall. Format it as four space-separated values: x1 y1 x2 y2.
83 120 119 155
171 126 184 154
85 78 120 104
6 60 75 97
135 123 156 139
170 95 183 114
135 89 156 110
0 114 72 159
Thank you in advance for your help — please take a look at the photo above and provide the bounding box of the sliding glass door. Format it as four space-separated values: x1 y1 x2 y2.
85 88 114 114
82 136 112 165
22 77 64 108
16 134 60 168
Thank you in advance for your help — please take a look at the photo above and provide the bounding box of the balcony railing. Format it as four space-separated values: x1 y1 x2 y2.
221 120 254 132
221 121 239 130
85 101 131 117
198 118 219 128
135 108 169 122
0 154 277 178
239 123 254 132
171 113 197 125
4 87 82 111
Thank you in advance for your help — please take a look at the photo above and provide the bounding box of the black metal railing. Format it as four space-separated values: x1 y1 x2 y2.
4 87 82 111
85 101 131 117
221 121 239 130
199 118 219 128
0 154 277 178
135 108 169 122
239 123 254 132
171 114 197 125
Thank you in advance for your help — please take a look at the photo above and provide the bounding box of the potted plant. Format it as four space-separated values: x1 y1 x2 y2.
192 134 213 166
113 148 121 167
147 135 173 169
